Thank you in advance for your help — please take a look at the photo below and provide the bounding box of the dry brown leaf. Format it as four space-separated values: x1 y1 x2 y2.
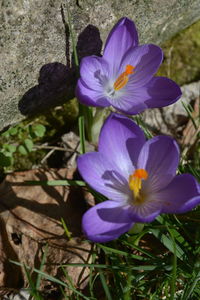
182 97 200 146
0 168 92 294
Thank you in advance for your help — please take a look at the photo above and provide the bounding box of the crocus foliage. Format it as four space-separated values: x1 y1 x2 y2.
76 17 181 115
78 113 200 242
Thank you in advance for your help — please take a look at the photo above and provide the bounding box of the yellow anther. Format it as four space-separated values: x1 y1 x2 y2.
129 169 148 200
114 64 135 91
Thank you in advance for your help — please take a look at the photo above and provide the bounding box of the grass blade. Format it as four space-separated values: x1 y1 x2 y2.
36 244 48 290
167 226 177 300
99 269 112 300
61 217 72 240
78 116 86 154
24 179 86 186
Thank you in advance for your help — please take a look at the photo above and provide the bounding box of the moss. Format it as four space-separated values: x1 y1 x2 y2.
157 20 200 85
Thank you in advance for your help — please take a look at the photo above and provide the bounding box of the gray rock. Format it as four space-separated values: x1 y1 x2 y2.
1 0 200 130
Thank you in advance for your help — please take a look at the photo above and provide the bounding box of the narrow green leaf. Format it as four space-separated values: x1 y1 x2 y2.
78 116 86 154
182 101 198 130
98 244 148 261
99 270 112 300
151 228 184 260
36 244 48 290
167 226 177 300
23 264 43 300
61 218 72 240
24 179 86 186
10 260 90 300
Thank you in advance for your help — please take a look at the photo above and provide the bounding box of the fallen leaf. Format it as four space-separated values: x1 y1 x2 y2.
0 168 92 295
182 97 199 147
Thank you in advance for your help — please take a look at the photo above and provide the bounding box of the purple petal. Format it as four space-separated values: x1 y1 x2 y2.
136 77 182 108
137 136 180 192
82 200 134 242
76 79 110 107
99 113 146 177
159 174 200 213
79 56 109 89
108 85 148 115
77 152 129 201
103 17 138 73
121 44 163 88
113 76 181 115
128 200 162 223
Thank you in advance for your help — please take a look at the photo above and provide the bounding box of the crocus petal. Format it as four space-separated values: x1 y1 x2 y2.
128 200 162 223
82 200 134 242
114 76 181 115
79 56 110 90
136 77 182 108
99 113 146 177
120 44 163 88
137 136 180 192
78 152 130 201
108 85 148 115
76 79 110 107
159 174 200 213
103 17 138 73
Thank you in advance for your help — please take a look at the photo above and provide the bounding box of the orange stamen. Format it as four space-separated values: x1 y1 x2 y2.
125 64 135 75
129 169 148 200
114 64 135 91
133 169 148 180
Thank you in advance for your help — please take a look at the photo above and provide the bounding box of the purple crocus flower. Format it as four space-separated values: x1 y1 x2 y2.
77 113 200 242
76 17 182 115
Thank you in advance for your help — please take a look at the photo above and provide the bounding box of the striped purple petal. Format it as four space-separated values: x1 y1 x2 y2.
103 17 138 74
82 200 134 242
121 44 163 88
99 113 146 177
159 174 200 213
78 152 129 201
137 136 180 192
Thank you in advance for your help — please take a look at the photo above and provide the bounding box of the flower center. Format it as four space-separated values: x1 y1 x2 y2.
129 169 148 205
113 65 135 91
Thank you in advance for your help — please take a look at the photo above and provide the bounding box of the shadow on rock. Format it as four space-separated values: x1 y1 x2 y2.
18 12 102 117
18 62 76 116
75 24 102 62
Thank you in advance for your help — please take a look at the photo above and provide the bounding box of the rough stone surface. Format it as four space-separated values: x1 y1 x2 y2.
0 0 200 130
